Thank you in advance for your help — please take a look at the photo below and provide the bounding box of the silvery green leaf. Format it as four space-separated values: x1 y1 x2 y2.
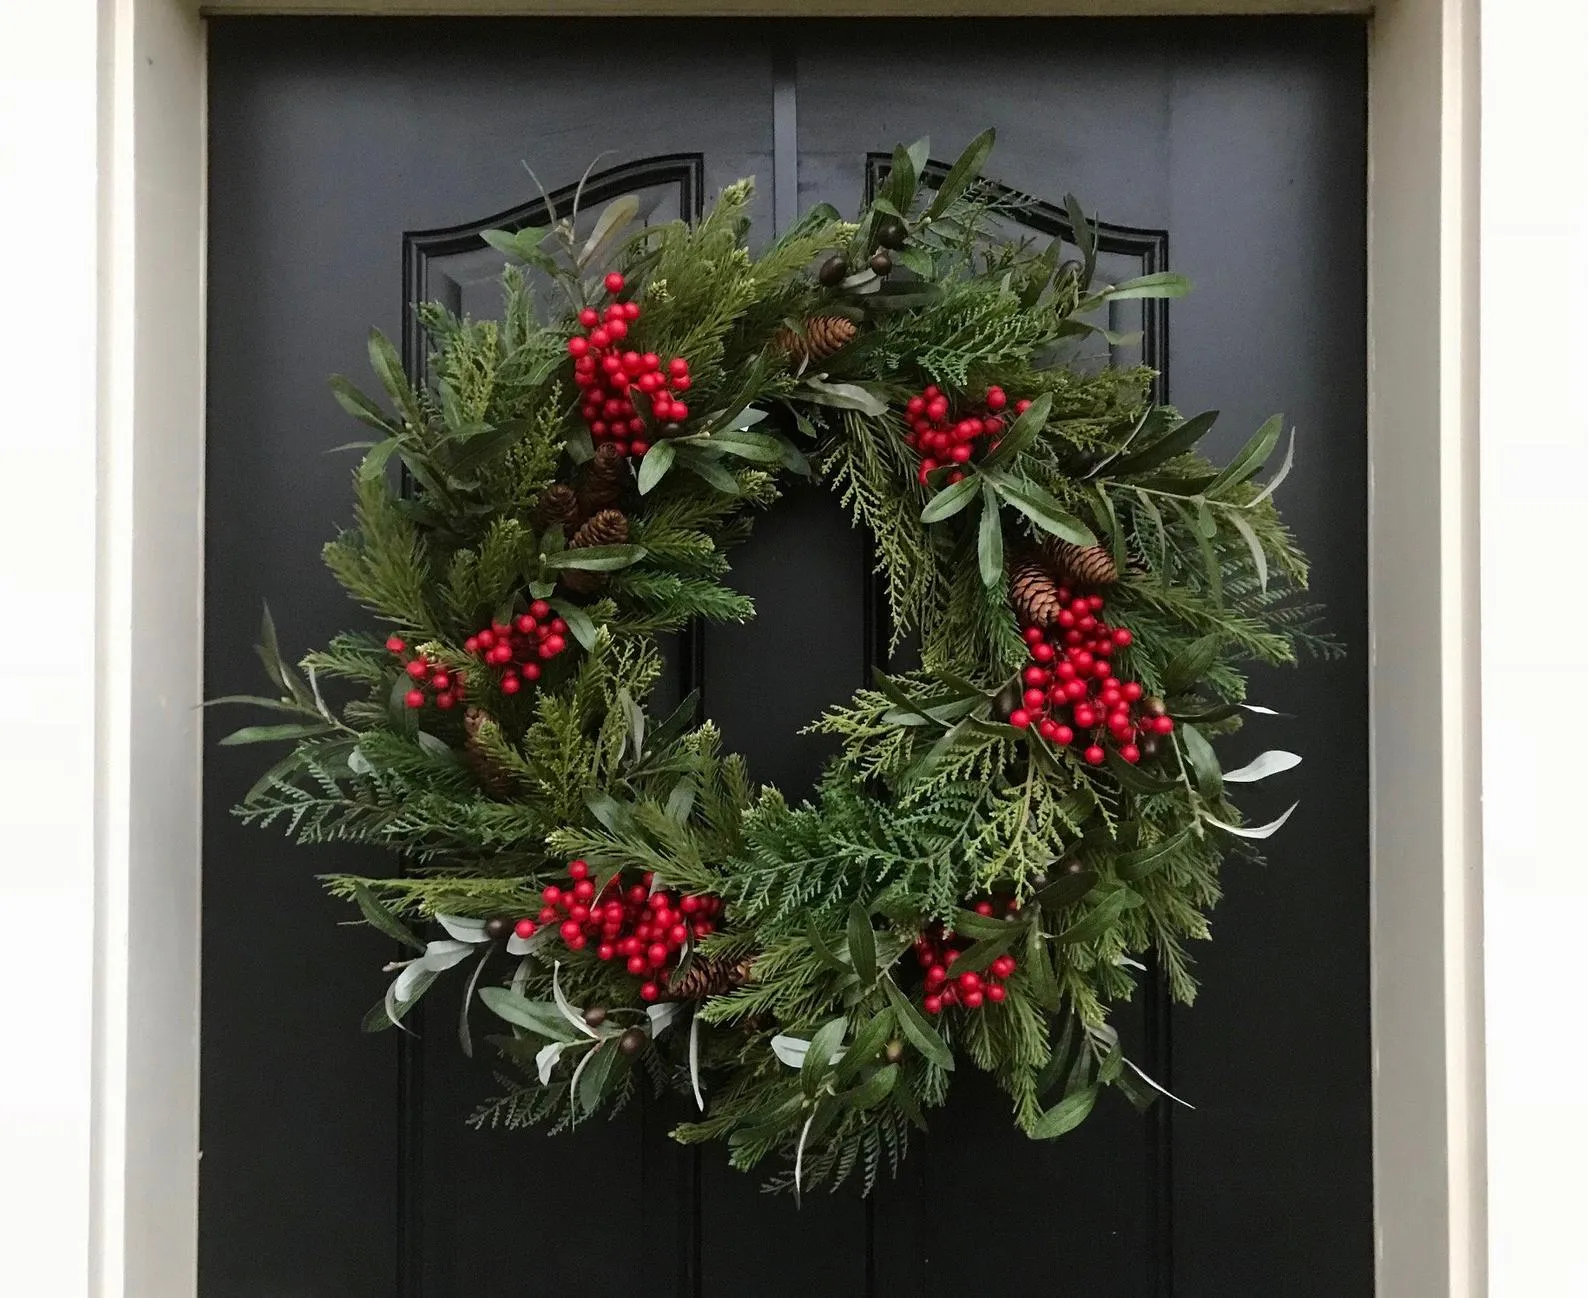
416 730 452 759
419 938 474 972
347 746 374 776
728 405 769 429
1229 510 1269 591
1116 954 1148 971
1201 802 1300 840
569 1039 602 1108
536 1040 568 1085
689 1013 706 1112
646 1001 684 1037
458 946 492 1057
771 1034 811 1068
436 914 490 944
505 930 536 957
577 193 639 268
1241 703 1283 716
393 960 438 1002
510 954 532 997
552 962 599 1038
1222 750 1302 783
800 377 889 417
794 1109 817 1203
1246 428 1296 507
1124 1056 1196 1109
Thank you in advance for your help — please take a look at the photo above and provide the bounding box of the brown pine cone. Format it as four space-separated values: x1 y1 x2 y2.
1045 540 1119 588
774 315 857 367
562 508 630 595
666 955 755 1001
1010 556 1066 627
576 442 630 518
532 483 580 532
462 706 517 799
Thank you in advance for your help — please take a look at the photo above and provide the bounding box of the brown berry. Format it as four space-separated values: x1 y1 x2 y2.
817 254 848 287
1144 696 1168 717
583 1006 608 1028
618 1027 646 1056
869 250 893 276
484 916 512 940
875 215 906 250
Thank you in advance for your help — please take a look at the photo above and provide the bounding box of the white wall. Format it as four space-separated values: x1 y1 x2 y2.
0 4 100 1297
1480 3 1588 1294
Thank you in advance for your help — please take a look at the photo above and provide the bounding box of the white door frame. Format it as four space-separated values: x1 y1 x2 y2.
72 1 1483 1294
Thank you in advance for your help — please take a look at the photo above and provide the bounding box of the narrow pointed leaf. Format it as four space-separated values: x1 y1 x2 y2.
920 474 981 524
1110 410 1220 477
925 127 996 219
1222 750 1303 783
977 483 1004 587
1031 1085 1098 1139
1201 802 1300 840
882 978 954 1070
350 883 424 952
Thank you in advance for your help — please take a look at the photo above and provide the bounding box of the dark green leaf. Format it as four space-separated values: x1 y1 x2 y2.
350 882 424 952
881 142 918 213
1115 829 1192 883
802 1017 848 1096
1030 1085 1098 1139
977 483 1003 587
1023 924 1062 1010
1064 192 1098 283
1099 270 1192 301
677 450 741 494
1105 747 1181 794
1205 414 1283 498
542 543 647 573
842 1063 899 1111
989 475 1098 545
1229 511 1269 592
882 978 954 1070
1031 869 1100 911
983 391 1052 467
703 428 784 463
577 194 641 268
834 1010 894 1083
546 598 598 651
846 904 878 986
944 927 1018 977
329 375 397 433
1180 725 1223 800
925 127 996 219
585 791 636 835
637 440 676 494
806 919 851 976
478 987 577 1040
1053 890 1134 946
1110 410 1220 477
366 328 423 428
920 474 981 524
576 1040 620 1113
218 721 334 746
1163 633 1223 694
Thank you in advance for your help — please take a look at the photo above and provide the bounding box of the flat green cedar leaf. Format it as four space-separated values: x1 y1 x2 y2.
1115 829 1192 883
1031 1085 1098 1139
925 127 996 219
990 475 1097 545
883 978 954 1070
1180 725 1223 800
846 904 878 986
350 882 424 952
977 483 1003 587
920 474 981 524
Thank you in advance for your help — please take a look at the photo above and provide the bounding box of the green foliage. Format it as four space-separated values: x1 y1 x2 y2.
217 131 1324 1199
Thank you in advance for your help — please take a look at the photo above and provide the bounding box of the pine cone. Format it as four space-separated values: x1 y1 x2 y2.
1010 556 1066 627
775 315 857 367
532 484 580 532
562 509 630 595
463 707 517 799
576 443 630 518
666 955 754 1001
1045 540 1119 588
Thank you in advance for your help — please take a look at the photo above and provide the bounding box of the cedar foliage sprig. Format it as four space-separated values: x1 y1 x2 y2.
216 130 1327 1197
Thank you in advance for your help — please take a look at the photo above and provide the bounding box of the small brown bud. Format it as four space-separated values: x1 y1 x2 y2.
484 916 512 940
817 255 848 287
583 1006 608 1028
617 1027 646 1056
869 250 893 276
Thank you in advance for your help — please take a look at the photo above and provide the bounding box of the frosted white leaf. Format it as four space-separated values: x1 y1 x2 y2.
771 1034 811 1068
1240 703 1282 716
1200 802 1300 840
552 962 599 1038
1222 750 1303 783
436 914 489 943
393 961 437 1003
536 1040 568 1085
1125 1057 1196 1109
419 939 473 972
347 746 374 776
646 1001 683 1037
689 1014 706 1113
794 1110 817 1203
1116 955 1147 971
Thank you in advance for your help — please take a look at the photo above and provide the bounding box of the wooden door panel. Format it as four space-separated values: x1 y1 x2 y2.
204 17 1369 1298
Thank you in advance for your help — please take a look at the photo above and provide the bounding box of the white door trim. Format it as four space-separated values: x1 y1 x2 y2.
64 2 1483 1294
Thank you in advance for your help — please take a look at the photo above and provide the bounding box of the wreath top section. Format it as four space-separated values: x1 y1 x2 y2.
223 130 1329 1198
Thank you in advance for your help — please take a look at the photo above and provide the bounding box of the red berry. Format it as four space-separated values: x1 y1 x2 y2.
1073 705 1097 729
500 673 522 696
604 271 625 294
639 981 660 1002
985 386 1007 410
567 335 589 358
627 954 647 975
1121 743 1142 764
542 885 562 904
924 995 944 1015
1122 681 1143 702
669 924 688 945
1084 745 1106 765
926 965 947 987
987 984 1007 1003
597 943 616 961
647 943 669 967
668 357 690 377
514 918 536 940
1023 687 1046 710
1032 643 1055 663
679 895 700 914
385 635 406 653
606 319 628 341
406 659 427 679
568 859 589 881
1009 708 1032 729
962 990 985 1010
540 635 566 657
403 689 425 708
1015 398 1032 413
1038 719 1061 742
559 919 582 943
991 955 1016 978
1054 725 1075 745
434 692 456 709
578 307 599 328
1152 715 1175 735
589 328 610 349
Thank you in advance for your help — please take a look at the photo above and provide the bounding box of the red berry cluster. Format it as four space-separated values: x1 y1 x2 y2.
388 636 467 710
913 902 1020 1014
516 860 724 1003
462 600 568 696
1011 595 1174 765
567 272 693 459
903 383 1030 487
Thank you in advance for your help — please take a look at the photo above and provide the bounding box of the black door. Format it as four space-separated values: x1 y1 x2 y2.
203 18 1369 1298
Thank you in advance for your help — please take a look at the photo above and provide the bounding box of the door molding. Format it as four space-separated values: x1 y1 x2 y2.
81 3 1481 1296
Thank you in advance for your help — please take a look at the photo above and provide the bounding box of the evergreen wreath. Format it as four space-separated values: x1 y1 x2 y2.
220 131 1331 1198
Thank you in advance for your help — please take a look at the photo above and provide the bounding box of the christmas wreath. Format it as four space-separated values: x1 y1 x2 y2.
220 131 1328 1197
